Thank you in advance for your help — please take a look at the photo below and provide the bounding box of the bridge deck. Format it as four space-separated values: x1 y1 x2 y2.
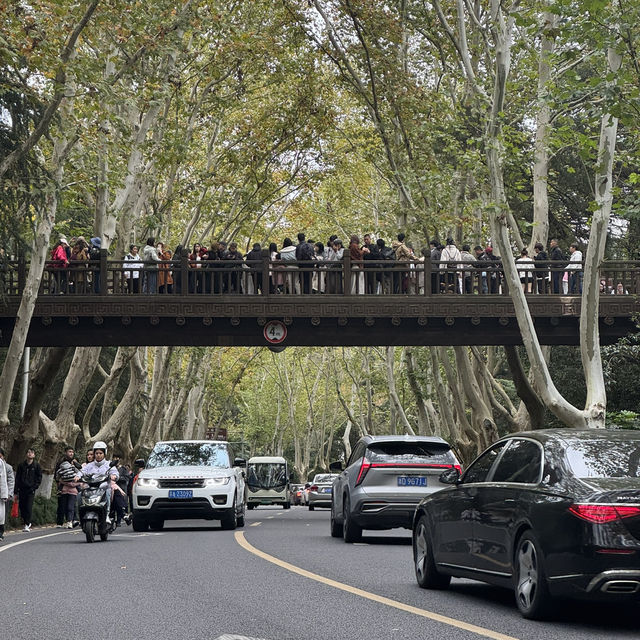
0 294 637 347
0 256 638 346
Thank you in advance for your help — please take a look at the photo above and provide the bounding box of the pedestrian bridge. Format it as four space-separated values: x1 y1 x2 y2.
0 255 638 347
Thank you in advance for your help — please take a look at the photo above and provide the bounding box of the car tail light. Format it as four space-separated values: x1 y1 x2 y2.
310 485 318 492
569 504 640 523
355 459 371 486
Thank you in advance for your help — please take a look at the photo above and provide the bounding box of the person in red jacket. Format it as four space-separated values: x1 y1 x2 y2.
50 236 69 294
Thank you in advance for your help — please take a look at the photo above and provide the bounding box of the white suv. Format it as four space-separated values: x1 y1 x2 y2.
132 440 247 531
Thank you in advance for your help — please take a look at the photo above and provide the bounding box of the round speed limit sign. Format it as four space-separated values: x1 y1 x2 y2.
263 320 287 344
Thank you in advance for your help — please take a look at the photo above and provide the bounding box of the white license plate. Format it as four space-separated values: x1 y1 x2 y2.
397 476 427 487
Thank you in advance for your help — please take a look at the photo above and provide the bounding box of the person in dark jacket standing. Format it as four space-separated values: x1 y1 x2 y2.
15 448 42 532
549 239 565 294
245 243 264 294
533 242 549 294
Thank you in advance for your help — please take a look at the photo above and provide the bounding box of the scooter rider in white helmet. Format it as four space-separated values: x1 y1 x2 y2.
81 441 119 524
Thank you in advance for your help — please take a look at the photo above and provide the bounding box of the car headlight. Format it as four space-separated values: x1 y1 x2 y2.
205 477 230 486
137 478 159 488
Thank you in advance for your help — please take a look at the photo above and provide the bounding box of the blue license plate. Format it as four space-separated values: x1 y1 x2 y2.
322 487 332 494
397 476 427 487
169 489 193 499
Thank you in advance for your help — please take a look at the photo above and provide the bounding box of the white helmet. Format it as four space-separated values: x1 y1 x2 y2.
93 441 107 454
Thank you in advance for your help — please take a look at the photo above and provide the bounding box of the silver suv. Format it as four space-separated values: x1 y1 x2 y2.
329 435 461 542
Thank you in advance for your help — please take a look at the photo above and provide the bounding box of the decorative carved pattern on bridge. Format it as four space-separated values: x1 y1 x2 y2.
13 295 636 319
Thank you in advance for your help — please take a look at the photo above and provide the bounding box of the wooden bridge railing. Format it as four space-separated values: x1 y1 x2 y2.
1 252 639 299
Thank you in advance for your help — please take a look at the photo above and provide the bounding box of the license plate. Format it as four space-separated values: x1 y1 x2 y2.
169 489 193 499
397 476 427 487
322 487 332 493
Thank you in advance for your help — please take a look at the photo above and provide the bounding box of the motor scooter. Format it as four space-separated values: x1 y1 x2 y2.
78 472 116 543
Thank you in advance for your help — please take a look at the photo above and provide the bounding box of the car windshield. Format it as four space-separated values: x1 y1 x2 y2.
565 437 640 479
147 442 230 469
366 442 455 465
313 474 338 484
247 462 287 489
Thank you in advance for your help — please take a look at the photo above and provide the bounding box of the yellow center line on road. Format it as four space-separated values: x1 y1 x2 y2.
234 531 518 640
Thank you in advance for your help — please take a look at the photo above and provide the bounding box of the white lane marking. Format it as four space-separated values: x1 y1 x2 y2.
250 522 262 527
0 531 70 553
215 635 268 640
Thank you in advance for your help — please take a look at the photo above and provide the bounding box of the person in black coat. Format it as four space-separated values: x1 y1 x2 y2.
549 239 565 294
533 242 549 294
15 448 42 531
245 243 264 294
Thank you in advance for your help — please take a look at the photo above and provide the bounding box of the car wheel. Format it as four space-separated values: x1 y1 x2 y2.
413 515 450 589
132 514 149 532
342 495 362 543
221 499 238 530
514 531 552 619
330 499 343 538
308 505 315 511
149 520 164 531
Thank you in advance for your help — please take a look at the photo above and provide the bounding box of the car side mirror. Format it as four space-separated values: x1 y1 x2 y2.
329 461 343 472
439 468 461 485
234 457 246 467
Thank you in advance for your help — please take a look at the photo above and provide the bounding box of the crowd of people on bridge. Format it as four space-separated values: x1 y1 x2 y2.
6 231 626 297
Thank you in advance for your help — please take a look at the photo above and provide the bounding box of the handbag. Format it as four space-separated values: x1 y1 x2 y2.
11 498 19 518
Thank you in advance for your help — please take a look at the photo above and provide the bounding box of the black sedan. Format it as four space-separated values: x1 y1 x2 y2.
412 429 640 619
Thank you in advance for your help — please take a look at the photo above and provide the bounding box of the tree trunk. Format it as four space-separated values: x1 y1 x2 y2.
8 348 69 462
403 347 432 435
0 136 70 428
530 12 556 250
385 347 415 435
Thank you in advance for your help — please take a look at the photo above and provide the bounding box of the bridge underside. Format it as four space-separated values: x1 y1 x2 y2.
0 295 637 347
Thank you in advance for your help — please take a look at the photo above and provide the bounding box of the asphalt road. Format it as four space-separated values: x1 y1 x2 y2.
0 506 637 640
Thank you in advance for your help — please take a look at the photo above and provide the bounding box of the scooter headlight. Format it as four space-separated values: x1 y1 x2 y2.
137 477 158 488
84 495 102 505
